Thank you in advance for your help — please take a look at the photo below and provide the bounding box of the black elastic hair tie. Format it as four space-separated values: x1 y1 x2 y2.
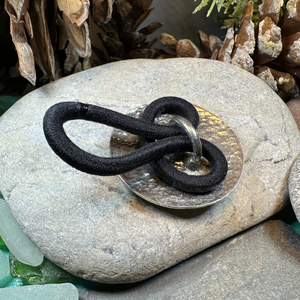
43 96 228 194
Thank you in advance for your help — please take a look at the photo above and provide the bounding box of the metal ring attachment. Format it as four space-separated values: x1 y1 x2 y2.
169 115 203 170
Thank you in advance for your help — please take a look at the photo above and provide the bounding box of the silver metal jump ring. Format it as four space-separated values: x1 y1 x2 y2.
169 115 203 167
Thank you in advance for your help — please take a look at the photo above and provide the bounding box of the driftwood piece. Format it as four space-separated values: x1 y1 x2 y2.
231 46 254 73
254 17 282 65
57 0 89 27
259 0 284 24
29 0 55 80
235 2 255 55
254 65 278 91
279 0 300 37
218 25 234 63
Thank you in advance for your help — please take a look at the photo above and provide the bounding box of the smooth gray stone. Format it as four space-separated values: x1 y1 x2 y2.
0 59 299 283
289 154 300 220
0 283 78 300
78 220 300 300
0 198 43 266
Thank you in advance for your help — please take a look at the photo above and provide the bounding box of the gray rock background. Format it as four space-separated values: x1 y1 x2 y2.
0 58 299 283
78 220 300 300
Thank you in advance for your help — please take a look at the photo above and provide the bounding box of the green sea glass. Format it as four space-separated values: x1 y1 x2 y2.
0 236 9 254
10 252 74 285
291 221 300 235
0 235 5 245
0 198 44 266
0 250 13 287
5 277 29 287
0 283 78 300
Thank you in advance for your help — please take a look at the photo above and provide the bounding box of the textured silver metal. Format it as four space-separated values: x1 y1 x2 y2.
169 115 202 170
110 105 243 209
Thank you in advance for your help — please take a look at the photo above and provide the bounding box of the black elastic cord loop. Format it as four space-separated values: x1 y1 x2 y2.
43 97 228 193
141 98 228 193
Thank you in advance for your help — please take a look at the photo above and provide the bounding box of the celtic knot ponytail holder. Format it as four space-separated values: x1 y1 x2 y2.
43 97 243 209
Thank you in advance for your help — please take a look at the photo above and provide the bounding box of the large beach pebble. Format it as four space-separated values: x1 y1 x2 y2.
286 98 300 131
0 58 299 283
78 220 300 299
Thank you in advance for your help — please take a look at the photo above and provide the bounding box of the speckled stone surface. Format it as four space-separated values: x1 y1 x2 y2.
78 220 300 300
289 154 300 221
286 98 300 131
0 58 299 283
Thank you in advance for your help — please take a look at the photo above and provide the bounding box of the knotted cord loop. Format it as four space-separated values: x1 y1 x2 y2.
43 96 228 194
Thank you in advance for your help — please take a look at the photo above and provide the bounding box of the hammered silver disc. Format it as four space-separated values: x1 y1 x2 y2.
110 105 243 209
